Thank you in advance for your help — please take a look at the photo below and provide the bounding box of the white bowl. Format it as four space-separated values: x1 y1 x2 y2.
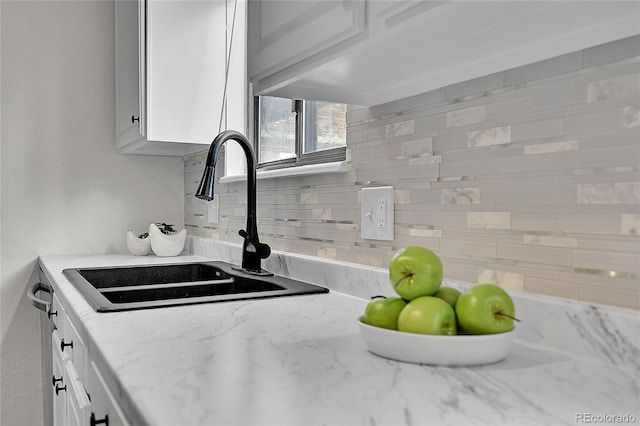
148 223 186 257
126 230 151 256
358 317 515 366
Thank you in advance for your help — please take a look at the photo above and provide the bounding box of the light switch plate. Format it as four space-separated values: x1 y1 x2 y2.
361 186 394 241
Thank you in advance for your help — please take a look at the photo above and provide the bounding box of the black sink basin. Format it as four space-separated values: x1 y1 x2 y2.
63 261 328 312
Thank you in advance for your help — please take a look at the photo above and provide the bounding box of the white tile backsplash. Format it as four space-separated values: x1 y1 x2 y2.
185 37 640 309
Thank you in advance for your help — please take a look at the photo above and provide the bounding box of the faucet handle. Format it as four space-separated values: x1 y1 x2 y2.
238 229 271 260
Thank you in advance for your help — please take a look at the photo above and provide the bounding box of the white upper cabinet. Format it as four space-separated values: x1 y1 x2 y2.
248 0 640 106
115 0 227 156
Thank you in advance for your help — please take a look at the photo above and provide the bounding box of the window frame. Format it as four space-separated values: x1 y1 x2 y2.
254 96 346 171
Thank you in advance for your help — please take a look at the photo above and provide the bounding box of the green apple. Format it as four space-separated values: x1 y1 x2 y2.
397 296 457 336
389 246 443 300
435 286 461 308
362 296 407 330
455 284 518 335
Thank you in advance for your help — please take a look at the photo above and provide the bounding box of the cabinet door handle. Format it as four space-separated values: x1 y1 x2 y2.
27 282 51 312
60 339 73 352
90 413 109 426
55 384 67 395
131 115 140 124
52 375 63 386
48 309 58 319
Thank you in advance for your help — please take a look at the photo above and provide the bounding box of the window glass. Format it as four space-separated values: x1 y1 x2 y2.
303 101 348 155
257 96 347 167
258 96 296 163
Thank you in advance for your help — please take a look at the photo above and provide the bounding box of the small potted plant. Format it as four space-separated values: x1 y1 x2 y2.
126 223 186 256
148 222 187 257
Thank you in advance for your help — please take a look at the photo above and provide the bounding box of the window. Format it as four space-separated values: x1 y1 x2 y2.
256 96 347 169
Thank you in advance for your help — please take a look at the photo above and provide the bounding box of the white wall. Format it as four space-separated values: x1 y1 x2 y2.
1 2 185 424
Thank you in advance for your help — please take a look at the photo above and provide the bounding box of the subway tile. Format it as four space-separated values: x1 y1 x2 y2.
440 156 498 178
621 214 640 236
300 193 318 204
441 187 480 204
523 234 578 248
499 151 573 175
574 144 639 169
468 125 511 148
316 247 337 260
497 243 573 266
511 118 563 142
562 213 623 235
385 119 415 138
432 211 467 228
577 182 640 204
408 155 442 166
479 180 525 204
524 277 579 301
486 96 532 119
477 269 524 291
579 284 639 310
311 208 331 220
574 249 639 275
433 131 468 153
624 105 639 128
394 190 411 204
587 74 640 103
532 85 586 111
524 139 579 155
393 163 439 180
396 209 436 226
401 137 433 156
564 107 626 137
446 105 486 128
409 228 442 238
467 212 511 229
441 239 497 258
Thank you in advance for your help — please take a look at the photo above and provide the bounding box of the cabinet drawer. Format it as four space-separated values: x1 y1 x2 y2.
51 293 64 332
65 358 91 426
52 330 70 426
87 360 129 426
62 311 87 384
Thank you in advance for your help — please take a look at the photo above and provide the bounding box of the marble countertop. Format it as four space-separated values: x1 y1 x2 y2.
39 251 639 426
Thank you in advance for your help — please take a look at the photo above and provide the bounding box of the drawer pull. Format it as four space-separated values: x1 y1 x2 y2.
52 375 63 386
60 339 73 352
91 413 109 426
55 384 66 395
131 115 140 123
48 309 57 319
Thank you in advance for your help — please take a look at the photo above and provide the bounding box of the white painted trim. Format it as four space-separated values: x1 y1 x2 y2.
219 161 350 183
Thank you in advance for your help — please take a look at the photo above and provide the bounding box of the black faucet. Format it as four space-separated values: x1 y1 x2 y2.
195 130 272 275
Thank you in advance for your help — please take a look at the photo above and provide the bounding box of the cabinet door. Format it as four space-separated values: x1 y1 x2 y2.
62 310 87 385
64 360 91 426
145 0 226 145
116 0 228 155
52 331 69 426
87 361 130 426
115 0 145 148
248 0 365 89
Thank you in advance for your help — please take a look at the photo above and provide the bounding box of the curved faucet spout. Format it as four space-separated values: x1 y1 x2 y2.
195 130 271 274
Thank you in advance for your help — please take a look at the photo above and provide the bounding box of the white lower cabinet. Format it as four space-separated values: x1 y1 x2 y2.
51 331 68 426
48 295 129 426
